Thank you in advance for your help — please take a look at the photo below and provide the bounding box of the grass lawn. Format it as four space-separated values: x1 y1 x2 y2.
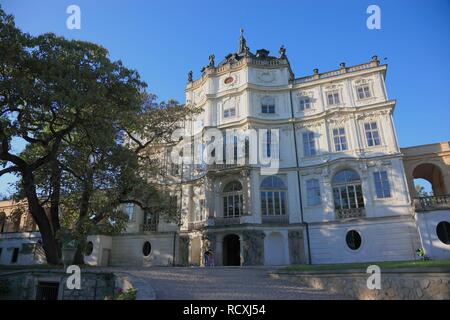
282 259 450 272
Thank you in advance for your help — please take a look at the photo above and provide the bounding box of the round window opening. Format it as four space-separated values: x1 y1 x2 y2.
85 241 94 256
224 76 234 84
143 241 152 256
436 221 450 245
346 230 362 250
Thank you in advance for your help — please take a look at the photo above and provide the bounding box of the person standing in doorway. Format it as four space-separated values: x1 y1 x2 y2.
208 249 215 267
203 249 210 267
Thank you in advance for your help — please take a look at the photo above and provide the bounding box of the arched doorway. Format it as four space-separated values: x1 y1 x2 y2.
223 234 240 266
413 163 446 196
265 232 286 265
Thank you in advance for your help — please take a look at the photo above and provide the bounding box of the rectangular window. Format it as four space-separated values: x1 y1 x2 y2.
333 127 348 151
223 107 236 118
261 191 286 216
306 179 321 206
299 97 311 111
223 195 242 217
11 247 19 263
364 122 381 147
302 131 317 157
374 171 391 198
262 103 275 114
327 91 340 105
357 85 371 99
266 130 272 157
261 192 267 215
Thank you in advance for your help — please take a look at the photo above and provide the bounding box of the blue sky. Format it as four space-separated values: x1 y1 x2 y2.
1 0 449 195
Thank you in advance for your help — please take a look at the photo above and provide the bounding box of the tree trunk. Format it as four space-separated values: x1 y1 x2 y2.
22 171 60 264
50 161 62 259
72 175 93 265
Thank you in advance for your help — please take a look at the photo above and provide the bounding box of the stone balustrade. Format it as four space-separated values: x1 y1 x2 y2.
414 195 450 212
335 207 365 219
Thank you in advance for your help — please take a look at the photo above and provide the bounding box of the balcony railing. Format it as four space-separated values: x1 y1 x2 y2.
262 215 289 224
214 216 242 226
187 221 206 230
335 207 365 219
414 195 450 212
141 223 157 232
207 158 250 172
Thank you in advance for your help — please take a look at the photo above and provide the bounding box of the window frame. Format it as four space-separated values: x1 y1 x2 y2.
222 181 243 218
302 131 317 157
326 90 341 106
260 176 287 216
332 127 348 152
299 97 312 111
364 121 381 147
356 84 372 100
261 97 276 114
332 170 365 210
373 170 392 198
306 178 321 206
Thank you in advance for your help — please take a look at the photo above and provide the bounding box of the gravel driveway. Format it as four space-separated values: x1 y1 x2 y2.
110 266 349 300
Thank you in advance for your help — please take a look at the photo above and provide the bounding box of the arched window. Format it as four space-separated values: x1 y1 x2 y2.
261 176 287 216
223 181 243 218
332 169 364 210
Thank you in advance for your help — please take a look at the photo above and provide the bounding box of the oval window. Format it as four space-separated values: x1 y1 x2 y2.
143 241 152 256
346 230 361 250
85 241 94 256
224 76 234 84
436 221 450 245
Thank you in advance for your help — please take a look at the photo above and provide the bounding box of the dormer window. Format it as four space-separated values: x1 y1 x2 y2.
357 85 371 99
261 97 275 114
327 91 341 105
299 97 311 111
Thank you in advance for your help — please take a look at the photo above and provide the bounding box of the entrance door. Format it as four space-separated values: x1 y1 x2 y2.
223 234 240 266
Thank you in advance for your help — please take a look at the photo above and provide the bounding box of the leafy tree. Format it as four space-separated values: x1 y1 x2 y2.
0 7 145 263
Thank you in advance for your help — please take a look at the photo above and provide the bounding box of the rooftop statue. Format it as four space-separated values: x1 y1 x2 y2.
279 45 286 58
238 28 250 55
208 54 215 67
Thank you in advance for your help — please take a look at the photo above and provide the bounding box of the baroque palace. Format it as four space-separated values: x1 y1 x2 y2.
1 31 450 266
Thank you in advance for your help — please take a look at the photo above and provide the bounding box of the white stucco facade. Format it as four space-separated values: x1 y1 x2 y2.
1 33 449 267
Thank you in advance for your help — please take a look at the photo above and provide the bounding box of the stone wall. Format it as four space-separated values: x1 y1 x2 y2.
0 269 115 300
270 269 450 300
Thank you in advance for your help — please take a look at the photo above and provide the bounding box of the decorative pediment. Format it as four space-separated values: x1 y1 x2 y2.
326 114 351 126
354 77 374 85
324 83 343 91
355 109 390 121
